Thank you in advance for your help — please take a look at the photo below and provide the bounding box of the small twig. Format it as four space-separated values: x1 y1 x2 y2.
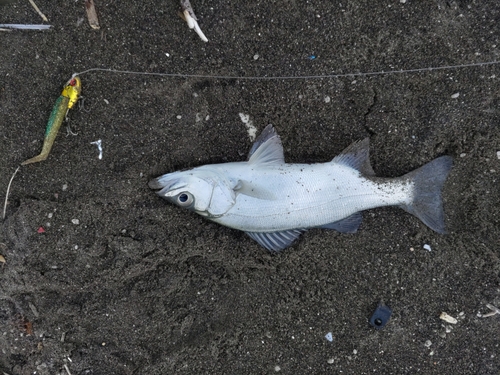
0 24 51 30
63 364 72 375
28 0 48 22
478 304 500 318
3 166 20 220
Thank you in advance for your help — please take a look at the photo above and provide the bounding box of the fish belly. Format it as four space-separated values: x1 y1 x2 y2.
213 162 413 232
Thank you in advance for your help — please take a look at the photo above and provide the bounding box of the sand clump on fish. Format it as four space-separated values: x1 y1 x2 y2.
150 125 453 251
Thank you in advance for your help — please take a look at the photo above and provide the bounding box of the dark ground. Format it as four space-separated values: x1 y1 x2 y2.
1 1 499 374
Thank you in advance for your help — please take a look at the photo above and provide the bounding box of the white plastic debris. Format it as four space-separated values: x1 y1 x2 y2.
496 151 500 160
451 93 460 99
90 139 103 160
424 340 432 348
180 0 208 42
324 96 331 103
440 312 458 324
325 332 333 342
239 113 257 141
71 219 80 225
423 244 432 251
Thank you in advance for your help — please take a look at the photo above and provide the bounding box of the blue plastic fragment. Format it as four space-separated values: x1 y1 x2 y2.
325 332 333 342
309 55 316 60
369 303 392 329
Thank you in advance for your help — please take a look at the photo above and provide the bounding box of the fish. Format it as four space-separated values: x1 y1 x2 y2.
149 125 453 252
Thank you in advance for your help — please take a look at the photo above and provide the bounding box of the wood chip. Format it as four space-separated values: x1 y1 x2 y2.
85 0 100 30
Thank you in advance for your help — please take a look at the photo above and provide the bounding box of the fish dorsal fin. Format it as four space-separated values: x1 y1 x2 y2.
246 229 306 252
247 124 285 166
331 138 375 176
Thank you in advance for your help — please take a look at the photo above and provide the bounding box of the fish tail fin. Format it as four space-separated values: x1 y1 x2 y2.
401 156 453 233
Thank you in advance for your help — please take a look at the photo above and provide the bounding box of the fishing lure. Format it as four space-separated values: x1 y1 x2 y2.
22 76 81 165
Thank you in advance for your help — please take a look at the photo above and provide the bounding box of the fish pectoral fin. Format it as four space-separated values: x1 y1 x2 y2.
246 229 306 252
331 138 375 176
247 124 285 166
234 180 277 200
317 212 362 233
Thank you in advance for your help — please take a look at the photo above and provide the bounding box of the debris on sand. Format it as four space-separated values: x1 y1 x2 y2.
85 0 100 30
180 0 208 42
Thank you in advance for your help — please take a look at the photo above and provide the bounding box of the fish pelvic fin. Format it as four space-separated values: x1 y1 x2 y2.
246 229 306 252
401 156 453 233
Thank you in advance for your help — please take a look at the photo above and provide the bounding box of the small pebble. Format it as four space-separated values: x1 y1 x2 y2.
176 115 182 119
353 349 358 355
438 332 446 338
62 184 68 191
496 151 500 160
460 153 466 158
324 96 331 103
71 219 80 225
253 54 259 60
423 244 432 251
424 340 432 347
451 92 460 98
274 365 281 372
440 312 458 324
48 213 53 219
327 358 334 364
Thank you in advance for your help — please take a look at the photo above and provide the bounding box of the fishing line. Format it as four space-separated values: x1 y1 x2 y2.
72 60 500 80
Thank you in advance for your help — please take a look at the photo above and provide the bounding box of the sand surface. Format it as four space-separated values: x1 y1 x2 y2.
1 1 499 374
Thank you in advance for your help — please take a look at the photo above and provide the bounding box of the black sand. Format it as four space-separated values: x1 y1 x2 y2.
1 1 499 374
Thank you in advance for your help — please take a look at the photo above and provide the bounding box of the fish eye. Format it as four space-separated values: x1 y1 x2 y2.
177 192 194 206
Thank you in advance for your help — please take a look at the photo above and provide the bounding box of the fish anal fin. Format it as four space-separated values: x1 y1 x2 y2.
246 229 306 252
332 138 375 176
318 212 363 233
247 124 285 166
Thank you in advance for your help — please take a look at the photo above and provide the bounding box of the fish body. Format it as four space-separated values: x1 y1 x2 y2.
22 76 81 165
150 125 453 251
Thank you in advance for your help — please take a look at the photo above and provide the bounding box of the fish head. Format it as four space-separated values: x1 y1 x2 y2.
149 168 236 218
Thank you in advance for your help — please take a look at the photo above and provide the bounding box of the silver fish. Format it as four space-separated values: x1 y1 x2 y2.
150 125 453 252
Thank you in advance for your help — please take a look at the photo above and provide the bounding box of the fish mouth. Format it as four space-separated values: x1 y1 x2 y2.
148 176 180 192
